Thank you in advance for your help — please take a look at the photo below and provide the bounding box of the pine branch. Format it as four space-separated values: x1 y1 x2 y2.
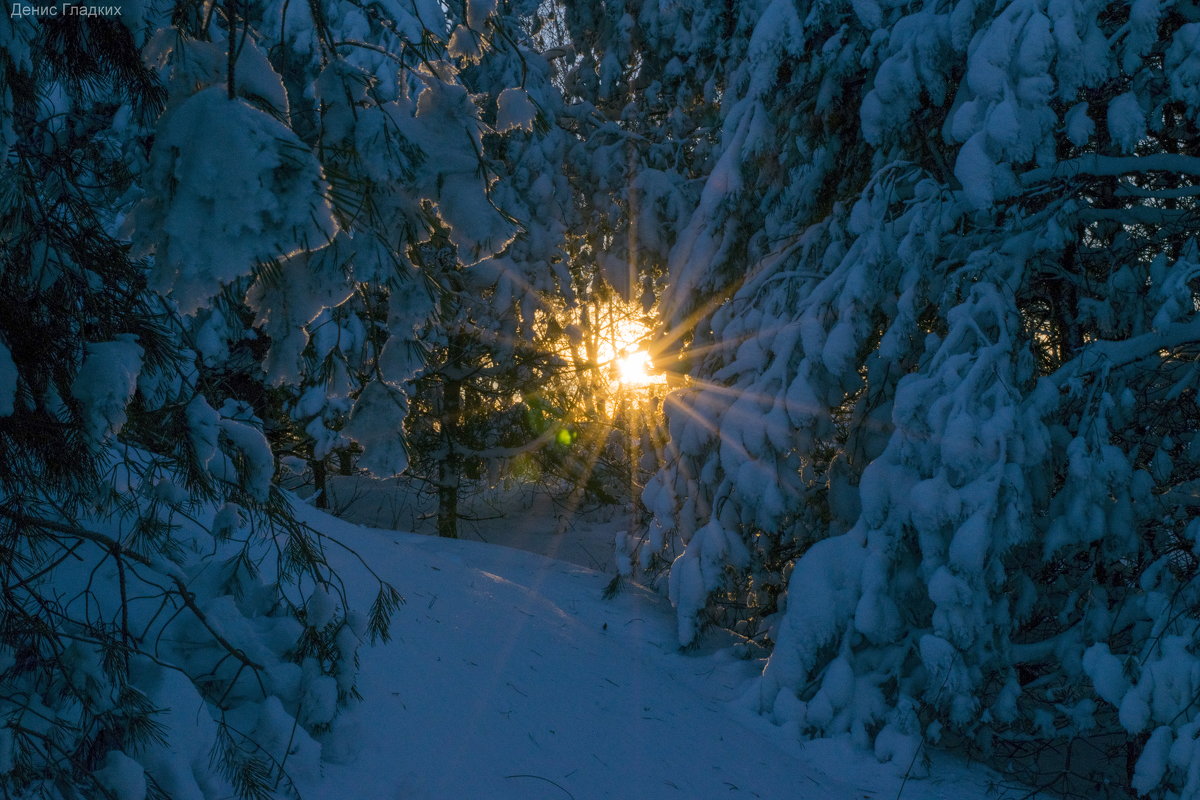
0 509 266 673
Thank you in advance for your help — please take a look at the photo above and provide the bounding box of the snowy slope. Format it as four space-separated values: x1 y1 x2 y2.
293 505 1022 800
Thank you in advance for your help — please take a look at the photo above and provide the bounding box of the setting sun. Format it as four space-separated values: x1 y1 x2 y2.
616 349 658 386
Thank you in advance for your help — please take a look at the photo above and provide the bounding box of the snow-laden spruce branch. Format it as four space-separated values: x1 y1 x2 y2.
1042 318 1200 389
1020 154 1200 185
1080 207 1198 226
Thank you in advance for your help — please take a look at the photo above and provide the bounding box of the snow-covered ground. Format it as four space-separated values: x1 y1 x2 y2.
290 499 1032 800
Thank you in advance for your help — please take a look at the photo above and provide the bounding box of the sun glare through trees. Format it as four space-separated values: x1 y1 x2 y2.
588 310 666 391
615 349 659 387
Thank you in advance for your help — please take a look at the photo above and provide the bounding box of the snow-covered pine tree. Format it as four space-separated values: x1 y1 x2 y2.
239 0 585 512
126 0 576 532
636 1 1200 796
391 0 649 539
639 0 887 630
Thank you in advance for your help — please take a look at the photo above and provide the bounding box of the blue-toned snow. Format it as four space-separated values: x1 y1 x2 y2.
293 501 1027 800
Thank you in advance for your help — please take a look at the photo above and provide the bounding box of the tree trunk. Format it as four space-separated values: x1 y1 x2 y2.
311 457 329 509
437 457 460 539
436 359 464 538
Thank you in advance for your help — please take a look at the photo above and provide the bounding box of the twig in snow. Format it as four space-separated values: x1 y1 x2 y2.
504 774 576 799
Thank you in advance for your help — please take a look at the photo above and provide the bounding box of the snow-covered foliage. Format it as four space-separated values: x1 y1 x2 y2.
127 87 337 315
71 337 145 441
630 1 1200 796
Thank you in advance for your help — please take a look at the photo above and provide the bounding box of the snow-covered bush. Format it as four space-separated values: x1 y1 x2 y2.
0 447 397 798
